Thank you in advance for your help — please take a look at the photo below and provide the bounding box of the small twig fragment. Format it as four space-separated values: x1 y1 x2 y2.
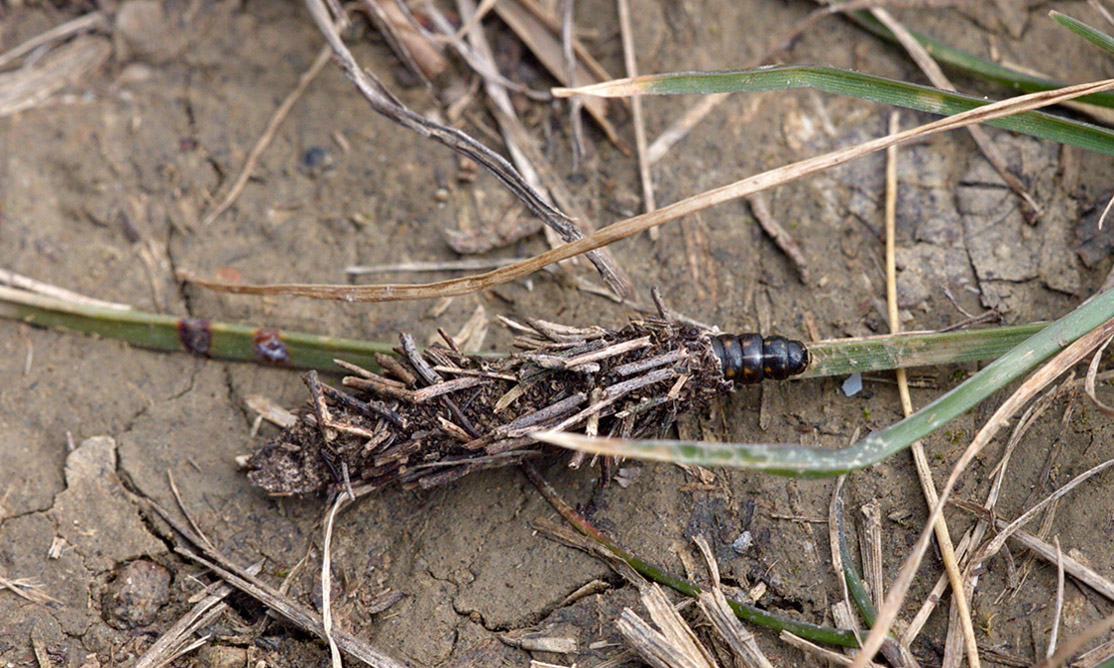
359 0 446 85
1084 333 1114 415
747 194 809 284
201 44 331 228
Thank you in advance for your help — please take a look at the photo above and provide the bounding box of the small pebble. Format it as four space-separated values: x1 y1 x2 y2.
195 646 249 668
731 531 753 554
302 146 330 170
115 0 186 62
102 560 171 628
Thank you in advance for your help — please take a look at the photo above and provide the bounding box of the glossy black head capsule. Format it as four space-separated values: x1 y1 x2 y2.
711 333 810 384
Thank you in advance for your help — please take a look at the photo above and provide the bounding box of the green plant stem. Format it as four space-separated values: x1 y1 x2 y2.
0 286 1053 380
586 65 1114 157
0 286 396 372
834 497 879 627
846 10 1114 108
520 462 862 647
537 288 1114 476
803 323 1045 378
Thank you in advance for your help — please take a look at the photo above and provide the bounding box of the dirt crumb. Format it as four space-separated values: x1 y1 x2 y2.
102 560 171 629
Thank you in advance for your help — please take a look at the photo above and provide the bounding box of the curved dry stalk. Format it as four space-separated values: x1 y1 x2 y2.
1048 538 1065 660
1085 334 1114 415
321 492 351 668
181 77 1114 302
882 111 978 668
847 314 1114 668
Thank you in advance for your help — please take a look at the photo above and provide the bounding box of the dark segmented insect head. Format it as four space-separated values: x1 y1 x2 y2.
711 333 810 384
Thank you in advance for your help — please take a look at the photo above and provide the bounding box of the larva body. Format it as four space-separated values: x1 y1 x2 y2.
710 333 810 384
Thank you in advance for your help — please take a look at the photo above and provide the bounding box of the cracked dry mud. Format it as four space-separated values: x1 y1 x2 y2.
3 2 1114 667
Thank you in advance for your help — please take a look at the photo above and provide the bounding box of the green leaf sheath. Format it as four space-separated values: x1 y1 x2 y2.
0 288 396 372
803 323 1045 378
1050 11 1114 57
629 66 1114 156
550 288 1114 477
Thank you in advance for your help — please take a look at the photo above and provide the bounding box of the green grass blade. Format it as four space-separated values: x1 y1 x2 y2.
535 287 1114 476
571 66 1114 156
846 10 1114 108
0 284 1059 382
803 323 1045 378
835 497 879 627
0 286 396 372
522 463 863 647
1050 11 1114 56
596 530 862 646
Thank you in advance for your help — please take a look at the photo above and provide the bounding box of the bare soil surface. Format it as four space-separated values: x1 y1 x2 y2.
3 1 1114 666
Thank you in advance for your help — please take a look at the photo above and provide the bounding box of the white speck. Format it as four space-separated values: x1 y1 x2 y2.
732 531 753 554
842 373 863 397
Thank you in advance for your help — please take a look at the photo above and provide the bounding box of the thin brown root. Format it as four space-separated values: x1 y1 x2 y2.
168 469 214 552
201 45 331 228
747 193 809 284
